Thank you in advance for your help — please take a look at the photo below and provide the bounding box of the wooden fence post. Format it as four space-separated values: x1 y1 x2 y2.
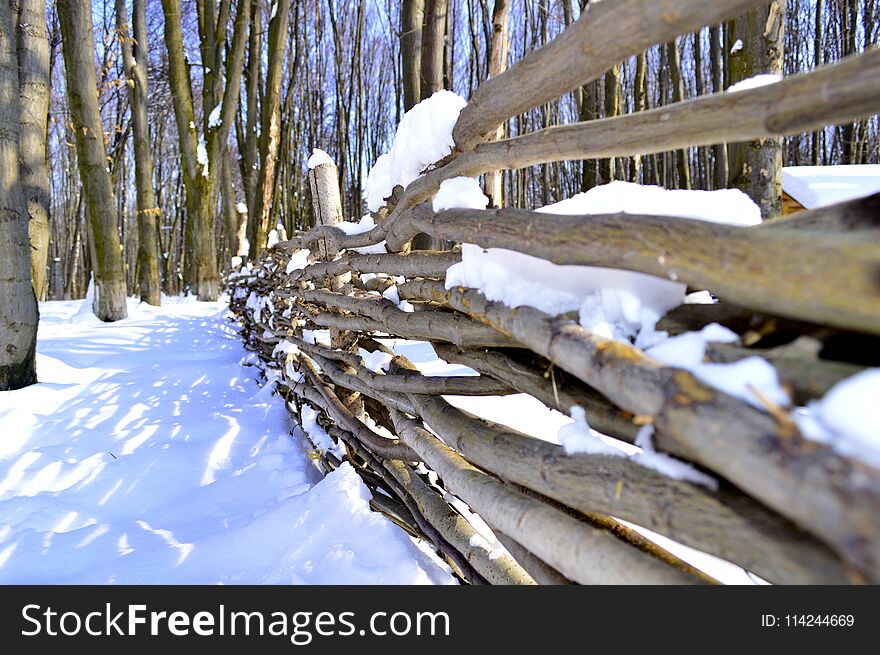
307 158 361 413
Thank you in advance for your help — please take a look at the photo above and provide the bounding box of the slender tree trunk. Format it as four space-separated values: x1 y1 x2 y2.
600 65 620 183
0 0 38 388
631 51 647 182
243 0 261 219
484 0 510 208
839 0 858 164
116 0 161 305
220 151 241 262
249 0 291 259
57 0 128 320
710 24 729 188
14 0 50 302
402 0 424 111
692 30 710 188
420 0 448 99
812 0 823 165
160 0 216 299
728 1 785 218
667 39 691 189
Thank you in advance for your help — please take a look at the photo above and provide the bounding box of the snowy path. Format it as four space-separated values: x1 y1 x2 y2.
0 297 452 584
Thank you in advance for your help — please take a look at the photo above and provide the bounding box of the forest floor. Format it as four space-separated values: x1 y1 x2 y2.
0 296 452 584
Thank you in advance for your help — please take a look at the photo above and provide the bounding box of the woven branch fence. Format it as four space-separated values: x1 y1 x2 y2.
227 0 880 585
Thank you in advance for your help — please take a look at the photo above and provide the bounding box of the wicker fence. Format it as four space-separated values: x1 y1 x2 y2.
227 0 880 584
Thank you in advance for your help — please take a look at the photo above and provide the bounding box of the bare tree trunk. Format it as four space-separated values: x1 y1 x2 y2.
0 0 38 389
599 65 620 183
116 0 161 306
220 152 240 263
631 51 647 182
839 0 858 163
412 0 450 249
249 0 291 259
420 0 448 99
57 0 128 320
160 0 216 299
242 0 261 218
667 39 691 189
812 0 823 165
728 1 785 218
692 30 711 188
14 0 50 302
483 0 510 208
161 0 249 298
401 0 424 111
710 24 729 188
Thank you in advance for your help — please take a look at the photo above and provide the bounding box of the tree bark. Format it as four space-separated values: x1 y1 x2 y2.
0 0 38 388
483 0 510 208
812 0 823 165
160 0 216 300
420 0 448 99
710 24 729 188
401 0 424 111
667 39 691 189
57 0 128 320
242 0 262 219
249 0 291 259
727 1 786 218
13 0 50 302
116 0 161 305
599 65 620 183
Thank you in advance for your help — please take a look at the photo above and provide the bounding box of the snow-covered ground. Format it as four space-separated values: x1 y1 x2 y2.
0 296 452 584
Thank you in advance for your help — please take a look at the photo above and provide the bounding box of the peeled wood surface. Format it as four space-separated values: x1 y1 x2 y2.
405 204 880 335
451 0 766 151
402 279 880 581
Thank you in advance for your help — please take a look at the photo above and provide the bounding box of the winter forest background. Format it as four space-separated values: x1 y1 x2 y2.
38 0 880 302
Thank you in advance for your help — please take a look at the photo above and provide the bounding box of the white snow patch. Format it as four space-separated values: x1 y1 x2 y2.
359 349 393 374
337 214 376 236
793 369 880 467
730 39 744 54
196 140 209 178
632 425 718 489
236 202 248 214
432 177 489 211
544 181 762 227
727 74 782 93
558 407 625 457
285 249 312 274
445 182 761 346
365 90 467 212
558 409 716 489
307 148 334 169
646 323 790 410
208 103 223 128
